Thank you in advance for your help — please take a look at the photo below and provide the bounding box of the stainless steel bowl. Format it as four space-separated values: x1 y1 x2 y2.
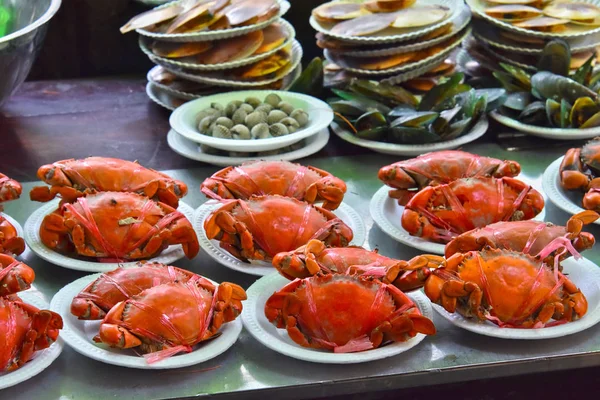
0 0 61 107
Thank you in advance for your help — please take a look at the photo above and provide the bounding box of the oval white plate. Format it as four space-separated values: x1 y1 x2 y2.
50 274 242 369
147 81 190 110
24 200 196 272
0 291 64 390
309 0 463 44
370 184 547 254
167 128 330 166
330 117 488 156
466 0 600 39
158 40 302 88
340 4 472 58
140 19 296 71
1 212 24 239
490 111 600 140
433 257 600 339
242 273 432 363
170 89 333 152
137 0 290 42
194 200 367 276
542 156 600 226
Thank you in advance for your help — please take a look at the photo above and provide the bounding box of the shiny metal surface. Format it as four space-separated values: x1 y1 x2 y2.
1 142 599 399
0 0 61 107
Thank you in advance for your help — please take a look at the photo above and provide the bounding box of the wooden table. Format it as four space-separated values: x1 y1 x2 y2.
1 79 599 400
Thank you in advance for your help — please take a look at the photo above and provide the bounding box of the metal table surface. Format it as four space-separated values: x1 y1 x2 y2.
1 141 599 400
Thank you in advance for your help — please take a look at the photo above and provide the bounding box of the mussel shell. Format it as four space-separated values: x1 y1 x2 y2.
485 5 542 21
389 126 441 144
569 97 599 128
390 111 439 128
349 79 418 108
503 92 532 111
329 100 369 117
572 53 596 85
332 89 391 114
418 73 465 111
537 40 570 77
356 111 388 131
330 13 397 36
580 110 600 129
545 99 562 127
518 101 547 125
444 117 472 140
471 88 507 111
560 99 572 128
531 71 598 104
356 126 388 141
431 105 463 135
499 63 532 90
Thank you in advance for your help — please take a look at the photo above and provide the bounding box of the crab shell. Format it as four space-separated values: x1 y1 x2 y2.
200 161 347 210
0 295 63 372
0 254 35 297
95 279 246 361
560 138 600 211
378 151 521 206
39 192 199 261
445 210 599 261
0 214 25 256
272 239 444 292
71 263 200 320
204 195 354 262
401 177 545 244
29 157 188 208
424 249 588 328
264 274 435 353
0 173 22 206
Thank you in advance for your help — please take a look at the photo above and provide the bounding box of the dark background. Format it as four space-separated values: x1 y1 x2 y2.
29 0 323 80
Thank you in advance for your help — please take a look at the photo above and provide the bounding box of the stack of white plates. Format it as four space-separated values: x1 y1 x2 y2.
311 0 470 87
166 90 334 165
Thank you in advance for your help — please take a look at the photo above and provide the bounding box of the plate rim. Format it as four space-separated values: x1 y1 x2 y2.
0 212 24 239
490 110 600 139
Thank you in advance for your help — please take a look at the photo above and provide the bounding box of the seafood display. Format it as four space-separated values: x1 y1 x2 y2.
265 274 435 352
204 195 353 262
200 160 346 209
0 172 25 256
401 177 545 243
38 192 200 261
195 93 310 139
0 255 63 371
560 138 600 211
0 173 22 208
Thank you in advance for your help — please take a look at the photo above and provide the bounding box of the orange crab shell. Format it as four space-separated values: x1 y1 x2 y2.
560 138 600 211
0 173 22 206
0 254 35 297
0 214 25 256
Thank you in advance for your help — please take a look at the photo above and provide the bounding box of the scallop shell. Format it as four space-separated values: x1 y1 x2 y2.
254 104 274 114
246 111 268 128
392 5 450 28
279 117 300 133
232 108 248 125
269 122 289 137
312 2 369 23
331 13 397 36
277 101 295 115
251 122 271 139
485 5 542 21
290 109 309 127
239 103 255 113
244 96 263 108
212 124 232 139
231 124 252 140
543 2 600 22
267 109 288 124
198 116 216 134
215 117 234 129
265 93 282 107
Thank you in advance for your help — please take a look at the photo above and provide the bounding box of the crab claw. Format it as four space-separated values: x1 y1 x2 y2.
70 298 107 320
494 160 521 178
272 239 326 280
0 257 35 296
305 175 347 210
200 178 236 201
583 187 600 212
378 164 416 189
96 323 143 349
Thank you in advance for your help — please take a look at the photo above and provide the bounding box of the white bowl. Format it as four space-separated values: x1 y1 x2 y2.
169 90 334 152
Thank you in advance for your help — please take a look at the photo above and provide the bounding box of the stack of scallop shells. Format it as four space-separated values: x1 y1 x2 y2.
311 0 471 91
120 0 301 109
466 0 600 72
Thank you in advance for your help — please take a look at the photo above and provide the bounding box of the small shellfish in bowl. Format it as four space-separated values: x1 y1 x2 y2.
169 90 333 152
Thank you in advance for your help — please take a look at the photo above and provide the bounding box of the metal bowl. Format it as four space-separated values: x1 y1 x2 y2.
0 0 61 107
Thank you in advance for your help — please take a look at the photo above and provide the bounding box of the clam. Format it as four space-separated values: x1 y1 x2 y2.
513 17 569 32
120 2 186 33
330 13 397 36
225 100 243 117
279 117 301 133
267 109 288 124
255 23 289 55
196 30 264 64
364 0 416 13
232 108 248 125
231 124 252 140
244 96 263 108
543 2 600 23
196 107 219 123
391 5 450 28
239 50 290 78
212 124 232 139
254 104 273 114
211 102 225 112
226 0 279 27
265 93 282 107
290 109 309 127
245 111 268 128
485 5 542 21
198 116 216 134
251 123 271 139
312 2 370 23
151 41 213 59
239 103 255 113
269 123 289 137
277 101 295 115
215 116 234 129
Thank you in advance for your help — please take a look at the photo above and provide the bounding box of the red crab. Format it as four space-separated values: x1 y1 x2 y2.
424 246 587 328
378 151 521 205
272 239 444 292
0 173 22 210
39 192 199 261
204 195 353 262
1 295 63 371
264 274 435 353
0 214 25 256
71 263 200 320
560 138 600 211
445 210 598 261
201 160 347 210
401 177 545 243
95 277 246 363
29 157 188 208
0 254 35 297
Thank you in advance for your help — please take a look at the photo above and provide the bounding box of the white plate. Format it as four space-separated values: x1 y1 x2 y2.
542 156 600 226
167 128 330 166
24 200 196 272
370 184 547 254
1 212 24 239
380 55 448 85
50 274 242 369
466 0 600 39
170 89 333 152
323 27 468 76
0 291 64 390
433 257 600 339
241 273 433 363
139 20 296 71
330 116 488 156
137 0 290 42
341 4 472 58
147 81 190 111
194 200 367 276
158 40 302 87
490 111 600 140
309 0 463 44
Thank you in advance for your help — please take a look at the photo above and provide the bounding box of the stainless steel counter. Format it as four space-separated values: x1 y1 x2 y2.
2 141 599 400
